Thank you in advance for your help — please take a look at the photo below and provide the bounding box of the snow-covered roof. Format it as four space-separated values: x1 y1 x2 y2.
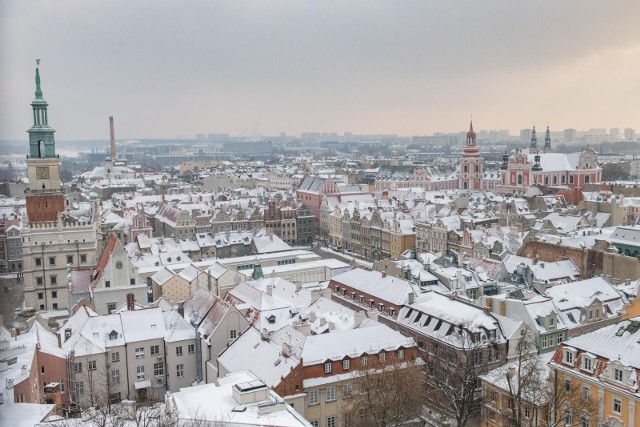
168 370 309 426
331 268 415 306
120 308 167 342
546 277 627 328
559 317 640 369
0 403 54 427
252 233 292 254
301 323 414 366
218 328 301 388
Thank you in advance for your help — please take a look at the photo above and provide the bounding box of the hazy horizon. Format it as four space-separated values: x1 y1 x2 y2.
2 1 640 140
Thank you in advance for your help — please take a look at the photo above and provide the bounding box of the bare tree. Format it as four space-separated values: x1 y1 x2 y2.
340 359 427 427
421 323 501 427
481 327 599 427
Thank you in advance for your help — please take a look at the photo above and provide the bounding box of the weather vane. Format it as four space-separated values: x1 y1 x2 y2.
36 58 41 66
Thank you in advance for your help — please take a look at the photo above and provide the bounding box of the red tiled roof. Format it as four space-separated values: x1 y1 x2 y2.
92 233 118 286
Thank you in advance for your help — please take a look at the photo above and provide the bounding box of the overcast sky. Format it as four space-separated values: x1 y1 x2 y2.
2 1 640 140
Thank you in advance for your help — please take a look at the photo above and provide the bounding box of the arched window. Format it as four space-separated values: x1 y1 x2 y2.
517 175 523 185
37 140 44 158
475 165 479 173
464 165 468 173
463 181 468 189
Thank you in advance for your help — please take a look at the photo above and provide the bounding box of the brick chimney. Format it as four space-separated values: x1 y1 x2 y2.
448 293 456 301
381 271 387 278
126 293 135 311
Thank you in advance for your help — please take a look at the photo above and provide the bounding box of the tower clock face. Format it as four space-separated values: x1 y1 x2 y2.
36 167 50 179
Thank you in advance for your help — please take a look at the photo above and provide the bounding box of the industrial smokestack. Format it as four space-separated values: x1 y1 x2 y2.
109 116 116 159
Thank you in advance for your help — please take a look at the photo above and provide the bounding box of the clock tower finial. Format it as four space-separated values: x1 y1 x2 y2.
35 59 43 99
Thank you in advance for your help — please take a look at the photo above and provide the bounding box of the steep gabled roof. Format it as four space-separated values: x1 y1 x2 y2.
92 233 118 286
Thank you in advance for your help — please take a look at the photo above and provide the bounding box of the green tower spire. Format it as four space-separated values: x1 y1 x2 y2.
35 63 43 100
544 124 551 152
530 125 537 150
27 60 56 159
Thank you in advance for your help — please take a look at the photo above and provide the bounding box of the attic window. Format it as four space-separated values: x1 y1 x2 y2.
177 256 181 261
109 331 118 340
267 315 276 324
563 348 577 366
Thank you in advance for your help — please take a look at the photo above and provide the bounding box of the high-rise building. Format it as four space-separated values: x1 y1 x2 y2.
625 128 636 141
520 128 532 145
563 128 577 143
610 128 620 140
21 64 99 312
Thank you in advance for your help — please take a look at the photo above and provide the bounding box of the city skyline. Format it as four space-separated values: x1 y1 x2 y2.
2 1 640 140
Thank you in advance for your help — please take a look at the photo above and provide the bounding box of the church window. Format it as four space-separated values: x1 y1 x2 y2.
464 165 468 173
475 165 479 173
517 175 523 185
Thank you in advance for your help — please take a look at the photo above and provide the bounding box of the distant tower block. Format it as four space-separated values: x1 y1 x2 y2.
109 116 116 159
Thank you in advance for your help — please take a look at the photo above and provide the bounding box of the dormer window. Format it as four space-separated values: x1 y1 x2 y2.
563 347 577 366
581 354 595 373
109 331 118 340
613 368 623 382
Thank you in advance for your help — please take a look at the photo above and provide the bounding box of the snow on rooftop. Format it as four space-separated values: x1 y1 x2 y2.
218 328 300 388
120 308 166 342
0 403 54 427
301 323 414 366
168 371 309 427
560 317 640 368
406 291 499 332
331 268 414 306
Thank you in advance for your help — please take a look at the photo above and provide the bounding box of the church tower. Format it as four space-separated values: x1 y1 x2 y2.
529 126 537 150
544 125 552 152
459 121 484 190
25 63 65 223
